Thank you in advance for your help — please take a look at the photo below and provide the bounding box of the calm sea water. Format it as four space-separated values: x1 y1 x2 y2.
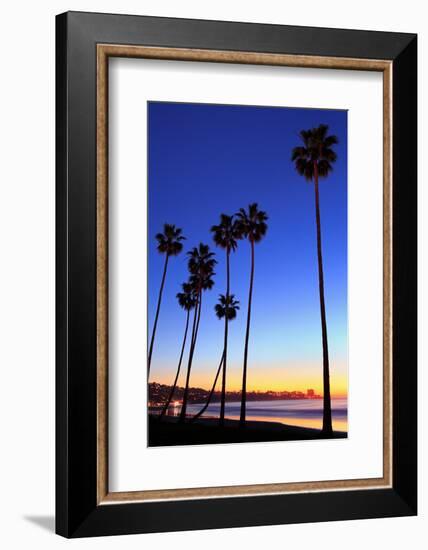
183 398 348 432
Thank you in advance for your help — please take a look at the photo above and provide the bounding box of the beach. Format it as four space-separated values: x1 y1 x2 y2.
149 415 347 447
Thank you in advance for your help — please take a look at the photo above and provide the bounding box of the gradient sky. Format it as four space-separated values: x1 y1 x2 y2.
148 101 348 396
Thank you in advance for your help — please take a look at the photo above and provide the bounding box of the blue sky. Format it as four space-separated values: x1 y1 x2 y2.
148 101 348 395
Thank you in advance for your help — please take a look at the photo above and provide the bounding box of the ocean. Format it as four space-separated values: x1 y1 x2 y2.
182 398 348 432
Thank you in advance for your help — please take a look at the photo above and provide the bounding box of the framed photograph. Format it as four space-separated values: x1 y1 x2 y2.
56 11 417 537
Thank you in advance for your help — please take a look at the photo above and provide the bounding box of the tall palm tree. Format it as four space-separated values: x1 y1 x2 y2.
179 243 216 421
235 204 268 425
214 293 240 424
190 350 224 422
190 294 240 423
148 224 185 377
158 283 197 420
211 215 239 424
291 123 338 435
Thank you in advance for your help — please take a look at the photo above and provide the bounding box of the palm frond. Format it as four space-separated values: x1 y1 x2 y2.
215 303 225 319
323 135 338 147
300 129 312 146
291 146 308 162
234 204 268 244
176 281 197 311
215 293 240 320
292 124 338 182
317 159 333 178
186 243 216 293
155 224 185 256
211 213 239 251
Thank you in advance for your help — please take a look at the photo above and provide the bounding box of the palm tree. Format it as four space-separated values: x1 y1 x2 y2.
190 350 224 422
158 283 197 420
291 123 338 435
190 294 240 423
214 293 240 423
148 224 185 377
211 215 239 424
179 243 216 421
235 204 268 425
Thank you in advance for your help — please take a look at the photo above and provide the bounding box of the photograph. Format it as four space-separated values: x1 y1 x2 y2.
0 1 419 545
147 101 348 447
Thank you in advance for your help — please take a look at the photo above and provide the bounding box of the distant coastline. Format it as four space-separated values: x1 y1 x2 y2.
149 381 323 406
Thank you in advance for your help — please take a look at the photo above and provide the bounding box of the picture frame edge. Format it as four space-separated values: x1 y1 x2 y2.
55 11 417 538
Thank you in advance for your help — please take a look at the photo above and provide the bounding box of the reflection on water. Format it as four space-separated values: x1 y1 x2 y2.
184 398 348 432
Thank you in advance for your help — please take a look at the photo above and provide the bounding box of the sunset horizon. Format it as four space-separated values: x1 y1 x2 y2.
150 361 348 398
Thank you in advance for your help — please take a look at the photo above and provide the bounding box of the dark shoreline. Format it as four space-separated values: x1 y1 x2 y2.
148 416 347 447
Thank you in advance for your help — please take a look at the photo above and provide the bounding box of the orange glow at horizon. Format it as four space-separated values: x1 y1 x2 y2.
150 360 348 399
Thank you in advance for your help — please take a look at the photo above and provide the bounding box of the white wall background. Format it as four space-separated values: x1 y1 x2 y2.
0 1 424 548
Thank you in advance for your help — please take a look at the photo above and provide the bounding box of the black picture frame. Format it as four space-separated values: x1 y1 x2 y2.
56 11 417 538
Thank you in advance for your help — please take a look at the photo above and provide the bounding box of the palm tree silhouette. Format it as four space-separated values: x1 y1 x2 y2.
148 223 185 377
179 243 216 421
158 283 197 420
235 203 268 425
191 294 240 423
189 350 224 423
291 123 338 435
214 294 240 423
211 215 240 424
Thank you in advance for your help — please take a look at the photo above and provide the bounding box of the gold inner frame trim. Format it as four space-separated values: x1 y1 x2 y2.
96 44 393 504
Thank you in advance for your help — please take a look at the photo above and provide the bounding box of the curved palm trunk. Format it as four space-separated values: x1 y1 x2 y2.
240 239 255 425
220 250 231 425
314 166 333 435
158 310 190 420
190 351 225 422
147 254 169 377
179 291 202 421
